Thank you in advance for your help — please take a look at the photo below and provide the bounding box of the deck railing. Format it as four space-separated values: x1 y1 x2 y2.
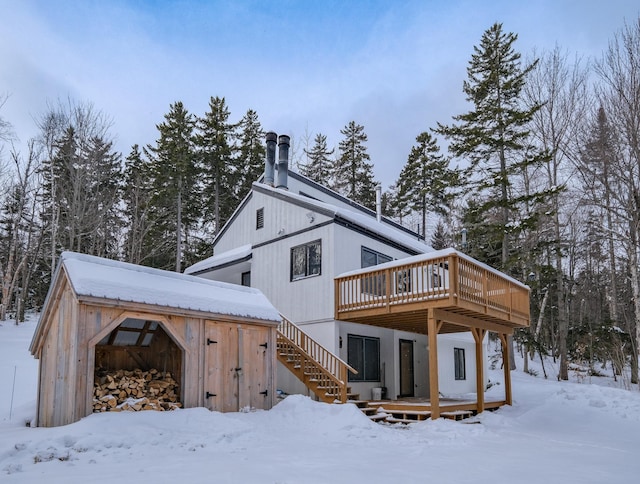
277 316 358 403
335 251 530 326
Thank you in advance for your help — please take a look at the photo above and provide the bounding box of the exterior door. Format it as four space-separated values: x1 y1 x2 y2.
204 322 272 412
399 339 415 398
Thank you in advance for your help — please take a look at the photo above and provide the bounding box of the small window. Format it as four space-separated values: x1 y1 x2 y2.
348 334 380 382
290 240 322 281
361 247 392 296
361 247 392 268
454 348 466 380
256 208 264 229
241 271 251 287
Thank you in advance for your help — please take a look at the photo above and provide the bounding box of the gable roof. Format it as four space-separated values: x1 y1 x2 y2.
213 170 429 251
31 252 281 354
253 183 432 254
186 182 433 276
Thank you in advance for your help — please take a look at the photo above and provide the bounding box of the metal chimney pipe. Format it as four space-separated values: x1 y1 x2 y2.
264 132 277 187
375 185 382 222
276 134 290 190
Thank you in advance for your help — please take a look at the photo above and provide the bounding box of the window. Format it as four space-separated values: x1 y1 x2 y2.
361 247 392 296
454 348 466 380
361 247 392 268
348 334 380 382
290 240 321 281
241 271 251 287
256 208 264 229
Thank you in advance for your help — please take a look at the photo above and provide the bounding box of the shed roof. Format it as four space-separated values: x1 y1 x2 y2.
31 252 281 355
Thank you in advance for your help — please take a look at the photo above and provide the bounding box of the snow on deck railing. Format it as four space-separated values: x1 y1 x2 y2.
335 250 530 326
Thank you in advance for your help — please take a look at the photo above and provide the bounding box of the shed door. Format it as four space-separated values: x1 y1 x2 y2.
205 322 239 412
238 326 270 410
204 322 271 412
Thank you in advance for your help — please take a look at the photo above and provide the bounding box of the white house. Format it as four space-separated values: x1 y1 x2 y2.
185 133 488 403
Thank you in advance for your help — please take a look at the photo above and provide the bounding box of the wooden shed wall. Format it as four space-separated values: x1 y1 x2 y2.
36 279 81 427
36 294 277 427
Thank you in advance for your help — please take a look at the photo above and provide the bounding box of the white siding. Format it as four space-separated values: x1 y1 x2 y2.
435 333 487 396
195 180 485 400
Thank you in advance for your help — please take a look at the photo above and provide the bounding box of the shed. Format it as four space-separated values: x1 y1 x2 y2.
29 252 281 427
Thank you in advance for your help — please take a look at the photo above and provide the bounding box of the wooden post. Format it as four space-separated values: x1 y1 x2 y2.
427 309 440 419
471 328 486 414
499 333 512 405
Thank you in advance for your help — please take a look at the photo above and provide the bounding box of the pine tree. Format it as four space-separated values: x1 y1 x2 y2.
41 126 122 258
196 96 237 236
395 132 456 240
235 109 265 201
122 145 153 264
144 101 198 271
436 23 548 273
301 133 334 186
334 121 377 208
430 220 452 250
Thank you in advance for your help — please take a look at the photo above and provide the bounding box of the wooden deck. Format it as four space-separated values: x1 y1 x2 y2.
334 248 530 419
335 248 530 335
354 398 506 423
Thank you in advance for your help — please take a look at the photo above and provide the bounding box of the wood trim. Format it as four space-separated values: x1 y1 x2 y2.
471 328 486 414
87 310 190 353
427 309 440 419
77 297 281 327
499 333 512 405
432 309 514 335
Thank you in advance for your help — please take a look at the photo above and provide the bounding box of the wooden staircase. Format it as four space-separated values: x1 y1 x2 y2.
276 316 357 403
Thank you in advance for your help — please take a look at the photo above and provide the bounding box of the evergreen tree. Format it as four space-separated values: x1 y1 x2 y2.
122 145 153 264
436 23 548 274
235 109 265 201
430 220 452 250
144 101 198 271
197 96 237 236
41 126 122 258
301 133 334 186
395 132 456 240
334 121 377 208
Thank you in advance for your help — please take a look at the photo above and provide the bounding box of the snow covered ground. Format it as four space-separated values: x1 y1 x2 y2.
1 314 639 483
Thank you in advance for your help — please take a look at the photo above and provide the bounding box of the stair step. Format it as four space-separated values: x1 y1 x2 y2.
368 413 389 422
361 407 378 415
385 416 419 425
440 410 473 421
347 399 369 408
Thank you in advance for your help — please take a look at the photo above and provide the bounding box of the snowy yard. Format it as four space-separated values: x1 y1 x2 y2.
1 315 639 483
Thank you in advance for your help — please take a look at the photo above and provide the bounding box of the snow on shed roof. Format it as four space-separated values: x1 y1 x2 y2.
255 183 433 254
58 252 281 322
184 244 252 275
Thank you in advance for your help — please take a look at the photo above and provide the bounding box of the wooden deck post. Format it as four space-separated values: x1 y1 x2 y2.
427 309 441 419
499 333 512 405
471 328 486 414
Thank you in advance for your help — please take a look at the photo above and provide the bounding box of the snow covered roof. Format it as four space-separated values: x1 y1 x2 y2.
55 252 281 322
185 244 252 276
255 183 433 255
338 247 529 289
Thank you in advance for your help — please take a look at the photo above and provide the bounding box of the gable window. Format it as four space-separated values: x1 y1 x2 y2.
348 334 380 382
454 347 466 380
256 207 264 229
290 240 321 281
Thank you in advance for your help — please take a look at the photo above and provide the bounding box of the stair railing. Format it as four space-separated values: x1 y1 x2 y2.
277 315 357 403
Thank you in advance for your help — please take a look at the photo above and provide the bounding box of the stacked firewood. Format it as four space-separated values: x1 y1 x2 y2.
93 368 182 412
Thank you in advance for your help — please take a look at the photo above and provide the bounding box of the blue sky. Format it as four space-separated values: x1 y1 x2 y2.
1 0 639 188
